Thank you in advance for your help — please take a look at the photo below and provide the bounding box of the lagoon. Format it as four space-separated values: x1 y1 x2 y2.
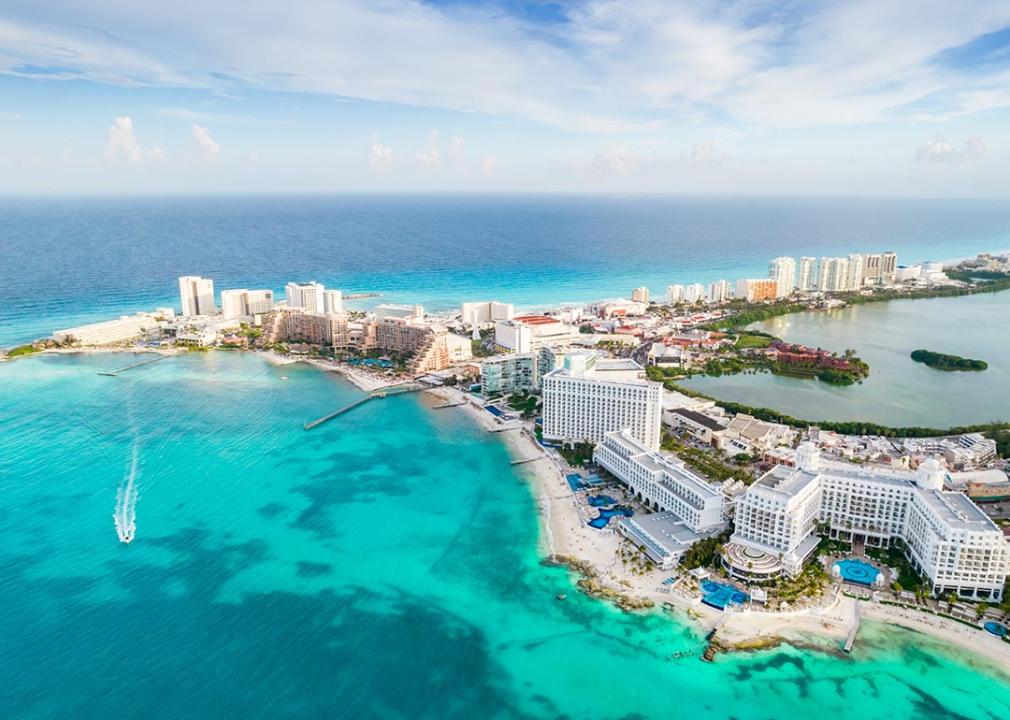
683 291 1010 427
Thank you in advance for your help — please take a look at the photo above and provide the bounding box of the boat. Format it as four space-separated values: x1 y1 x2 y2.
556 593 567 601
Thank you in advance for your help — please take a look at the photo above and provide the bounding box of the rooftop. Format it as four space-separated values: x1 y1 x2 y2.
512 315 560 325
672 408 725 432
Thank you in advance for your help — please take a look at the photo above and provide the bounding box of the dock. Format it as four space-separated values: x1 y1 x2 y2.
303 382 427 430
432 401 466 410
489 425 521 433
843 602 861 653
97 354 171 377
510 456 545 466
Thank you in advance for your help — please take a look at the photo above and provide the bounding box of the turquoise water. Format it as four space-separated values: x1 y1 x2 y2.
834 560 882 586
2 351 1009 718
684 291 1010 426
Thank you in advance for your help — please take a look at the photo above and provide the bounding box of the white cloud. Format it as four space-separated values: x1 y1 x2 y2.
414 147 441 165
481 153 497 173
369 142 393 167
450 135 465 156
191 123 221 157
104 116 144 163
916 135 985 165
9 1 1010 134
593 144 635 174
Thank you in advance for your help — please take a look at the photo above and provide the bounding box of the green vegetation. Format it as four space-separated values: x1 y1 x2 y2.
866 543 923 592
768 562 829 605
5 344 42 358
506 392 539 419
680 530 731 570
984 426 1010 459
910 349 988 372
733 331 775 349
661 433 754 485
703 302 806 331
557 441 595 467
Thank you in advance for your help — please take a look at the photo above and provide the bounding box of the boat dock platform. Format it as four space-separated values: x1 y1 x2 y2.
97 354 171 377
432 401 466 409
843 602 861 653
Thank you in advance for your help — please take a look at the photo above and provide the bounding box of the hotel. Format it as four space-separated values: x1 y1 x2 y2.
726 443 1010 599
178 276 216 317
541 353 663 451
494 315 582 353
53 313 160 346
768 257 796 298
285 281 326 313
594 430 728 568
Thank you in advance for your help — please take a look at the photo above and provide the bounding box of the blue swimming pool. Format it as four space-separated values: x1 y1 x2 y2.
984 621 1008 638
587 495 618 507
484 405 505 417
566 473 587 491
587 506 634 529
700 580 749 610
834 559 881 586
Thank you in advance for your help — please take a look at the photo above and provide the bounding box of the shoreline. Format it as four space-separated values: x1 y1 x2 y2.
8 346 1010 671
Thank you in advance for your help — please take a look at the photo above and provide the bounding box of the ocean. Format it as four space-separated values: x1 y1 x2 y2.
3 194 1010 345
2 195 1010 718
1 352 1009 719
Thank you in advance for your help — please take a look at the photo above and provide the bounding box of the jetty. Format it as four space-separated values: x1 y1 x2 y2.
432 401 466 409
510 456 546 466
97 354 171 377
304 382 427 429
843 602 861 653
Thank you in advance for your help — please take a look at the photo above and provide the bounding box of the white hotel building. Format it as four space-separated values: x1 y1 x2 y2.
541 353 663 451
53 313 160 346
595 430 728 568
727 443 1010 600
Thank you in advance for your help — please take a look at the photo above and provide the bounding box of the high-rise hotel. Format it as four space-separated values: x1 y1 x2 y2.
542 353 663 451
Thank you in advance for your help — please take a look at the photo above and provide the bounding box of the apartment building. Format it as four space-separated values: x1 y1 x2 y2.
480 352 538 396
768 257 796 298
178 276 216 316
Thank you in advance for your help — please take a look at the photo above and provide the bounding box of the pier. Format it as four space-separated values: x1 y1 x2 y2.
510 456 546 466
432 401 466 409
97 354 171 377
304 382 427 429
843 602 861 653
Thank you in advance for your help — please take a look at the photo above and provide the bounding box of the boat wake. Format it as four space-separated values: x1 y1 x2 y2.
114 444 139 544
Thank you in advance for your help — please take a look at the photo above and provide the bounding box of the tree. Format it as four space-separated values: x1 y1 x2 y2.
976 602 990 620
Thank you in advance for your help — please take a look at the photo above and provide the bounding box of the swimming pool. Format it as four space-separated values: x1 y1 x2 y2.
984 621 1007 638
566 474 587 492
587 495 618 507
587 506 633 529
833 559 881 586
700 580 749 610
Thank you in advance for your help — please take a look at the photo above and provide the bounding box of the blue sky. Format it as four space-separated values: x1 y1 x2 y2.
2 0 1010 195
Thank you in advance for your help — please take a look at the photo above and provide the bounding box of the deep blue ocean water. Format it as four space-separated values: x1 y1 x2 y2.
3 194 1010 345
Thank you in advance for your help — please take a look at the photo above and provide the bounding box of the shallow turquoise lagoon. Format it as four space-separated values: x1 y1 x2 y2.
1 352 1009 719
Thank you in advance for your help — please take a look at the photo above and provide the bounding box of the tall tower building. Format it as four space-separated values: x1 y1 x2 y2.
667 285 685 303
707 279 731 303
285 281 326 313
846 254 866 290
797 257 817 291
178 276 216 317
768 257 796 298
881 251 898 282
324 289 344 314
631 286 650 303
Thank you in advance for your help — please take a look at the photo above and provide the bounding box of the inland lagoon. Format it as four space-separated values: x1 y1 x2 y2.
1 351 1009 719
683 290 1010 427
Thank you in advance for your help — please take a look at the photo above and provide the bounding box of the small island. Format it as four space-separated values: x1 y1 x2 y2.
910 349 988 372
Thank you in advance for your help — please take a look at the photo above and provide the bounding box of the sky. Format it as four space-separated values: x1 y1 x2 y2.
2 0 1010 195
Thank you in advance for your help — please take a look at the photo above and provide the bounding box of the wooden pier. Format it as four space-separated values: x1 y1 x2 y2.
843 602 861 653
97 354 171 377
510 456 545 466
303 382 427 430
432 401 466 410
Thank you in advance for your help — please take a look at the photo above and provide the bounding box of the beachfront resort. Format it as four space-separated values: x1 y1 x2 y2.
5 248 1010 659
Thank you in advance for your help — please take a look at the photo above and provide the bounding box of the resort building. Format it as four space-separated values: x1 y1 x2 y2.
588 299 649 319
667 284 685 303
797 257 817 291
768 257 796 298
220 289 275 321
461 300 514 326
735 278 778 302
631 287 650 303
668 408 727 445
260 307 347 347
480 352 538 396
494 315 582 353
323 290 343 315
285 281 325 313
684 283 706 304
376 303 424 319
816 257 849 292
846 253 866 290
707 280 731 304
541 353 663 451
53 313 160 346
594 430 728 568
178 276 216 317
863 252 898 284
726 444 1010 599
537 345 570 378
